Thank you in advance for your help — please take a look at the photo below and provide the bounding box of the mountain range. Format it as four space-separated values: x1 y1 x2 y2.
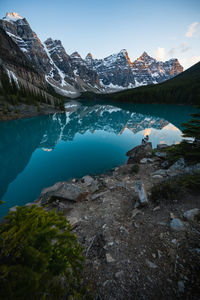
0 12 183 98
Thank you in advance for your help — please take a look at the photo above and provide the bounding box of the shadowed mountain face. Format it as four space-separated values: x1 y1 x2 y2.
0 101 195 212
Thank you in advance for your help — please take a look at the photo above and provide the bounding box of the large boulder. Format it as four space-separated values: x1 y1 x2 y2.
135 181 148 206
157 144 169 150
168 158 186 172
126 142 152 164
183 208 200 221
39 182 82 205
170 218 185 231
154 151 167 159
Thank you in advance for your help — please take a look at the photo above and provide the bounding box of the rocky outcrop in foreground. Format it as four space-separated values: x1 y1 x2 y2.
13 143 200 299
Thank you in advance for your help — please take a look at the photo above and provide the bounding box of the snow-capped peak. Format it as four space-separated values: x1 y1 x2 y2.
4 12 23 22
45 37 54 44
70 51 81 58
118 49 132 66
86 53 93 60
138 51 151 60
119 49 128 56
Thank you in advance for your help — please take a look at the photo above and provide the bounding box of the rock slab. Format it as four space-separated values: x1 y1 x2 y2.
170 218 185 231
135 181 148 206
183 208 200 221
126 142 152 163
40 182 81 205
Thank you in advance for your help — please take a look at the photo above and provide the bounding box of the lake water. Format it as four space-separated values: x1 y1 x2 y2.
0 101 196 217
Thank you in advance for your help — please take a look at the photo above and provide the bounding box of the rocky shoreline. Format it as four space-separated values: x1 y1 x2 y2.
11 142 200 299
0 101 64 121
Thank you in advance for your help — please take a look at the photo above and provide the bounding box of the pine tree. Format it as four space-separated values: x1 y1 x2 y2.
0 206 85 300
182 106 200 142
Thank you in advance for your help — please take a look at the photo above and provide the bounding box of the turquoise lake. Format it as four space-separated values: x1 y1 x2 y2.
0 101 196 217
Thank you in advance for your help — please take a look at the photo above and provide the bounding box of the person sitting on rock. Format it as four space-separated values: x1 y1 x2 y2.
142 135 149 145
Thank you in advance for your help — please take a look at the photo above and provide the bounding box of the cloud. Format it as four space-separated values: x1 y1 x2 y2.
185 22 199 38
168 42 191 57
168 47 176 56
154 47 165 61
179 42 191 53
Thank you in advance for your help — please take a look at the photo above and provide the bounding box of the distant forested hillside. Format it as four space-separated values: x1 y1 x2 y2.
79 61 200 105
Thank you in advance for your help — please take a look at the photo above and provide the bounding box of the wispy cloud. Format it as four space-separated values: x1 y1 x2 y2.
185 22 199 38
179 42 191 53
168 47 176 56
154 47 165 61
168 42 191 57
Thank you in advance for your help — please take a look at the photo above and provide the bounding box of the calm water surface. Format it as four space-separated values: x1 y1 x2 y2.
0 101 196 217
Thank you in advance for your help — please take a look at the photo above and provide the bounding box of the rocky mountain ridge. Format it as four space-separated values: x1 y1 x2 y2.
0 12 184 98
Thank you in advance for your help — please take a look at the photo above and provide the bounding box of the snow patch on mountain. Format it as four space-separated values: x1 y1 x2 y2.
7 69 19 87
3 12 23 22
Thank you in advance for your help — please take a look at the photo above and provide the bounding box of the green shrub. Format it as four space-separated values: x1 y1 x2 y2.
151 173 200 204
0 206 85 300
166 141 200 165
150 180 180 204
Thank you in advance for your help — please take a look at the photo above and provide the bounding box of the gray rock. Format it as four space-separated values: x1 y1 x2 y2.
171 239 177 244
25 202 35 207
170 218 185 231
154 151 167 158
82 175 94 186
157 144 168 149
140 158 148 164
145 259 158 269
147 158 154 163
67 216 80 226
168 158 186 173
157 221 167 226
152 169 167 176
132 208 142 218
153 206 160 211
115 270 124 279
91 191 108 200
106 253 115 263
157 250 162 259
178 280 185 293
152 174 163 179
135 181 148 206
9 205 18 212
170 212 176 219
57 201 73 212
88 180 99 193
183 208 200 221
126 142 152 163
134 201 140 209
39 182 81 205
117 181 125 188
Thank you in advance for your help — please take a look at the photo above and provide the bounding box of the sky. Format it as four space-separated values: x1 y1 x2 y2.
1 0 200 69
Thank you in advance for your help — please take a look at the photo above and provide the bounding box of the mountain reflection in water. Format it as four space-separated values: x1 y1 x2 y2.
0 101 195 217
